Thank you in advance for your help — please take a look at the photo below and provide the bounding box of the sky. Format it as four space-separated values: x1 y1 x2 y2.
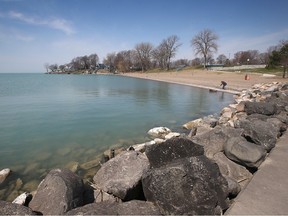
0 0 288 73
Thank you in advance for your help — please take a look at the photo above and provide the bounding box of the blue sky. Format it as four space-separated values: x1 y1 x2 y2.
0 0 287 73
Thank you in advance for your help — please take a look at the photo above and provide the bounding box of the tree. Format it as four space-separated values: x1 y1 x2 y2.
279 43 288 78
134 42 153 72
269 42 288 78
103 53 117 73
191 29 218 68
44 63 50 73
88 54 99 69
160 35 182 70
216 54 227 65
233 50 260 65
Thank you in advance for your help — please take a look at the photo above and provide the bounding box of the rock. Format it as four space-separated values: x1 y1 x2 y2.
225 176 241 197
235 101 245 112
236 119 277 152
93 151 149 201
221 107 234 118
22 180 40 192
147 126 171 138
80 157 102 170
23 163 40 175
191 126 244 159
94 189 120 203
224 136 267 168
112 200 162 215
65 161 79 173
244 101 277 116
182 118 203 130
164 132 180 139
0 168 11 185
12 192 31 205
142 156 229 215
65 200 161 215
145 137 204 168
29 168 84 215
213 152 252 188
0 200 36 215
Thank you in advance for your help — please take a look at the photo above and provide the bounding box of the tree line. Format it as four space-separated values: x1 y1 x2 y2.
44 29 288 76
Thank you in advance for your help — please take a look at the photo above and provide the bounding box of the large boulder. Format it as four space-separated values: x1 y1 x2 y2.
244 101 277 116
236 119 277 152
93 150 149 201
224 136 267 168
213 152 253 188
142 156 229 215
65 200 161 215
29 168 84 215
191 126 244 159
0 200 36 215
145 137 204 168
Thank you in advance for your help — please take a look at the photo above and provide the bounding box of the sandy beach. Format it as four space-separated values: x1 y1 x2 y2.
122 69 286 94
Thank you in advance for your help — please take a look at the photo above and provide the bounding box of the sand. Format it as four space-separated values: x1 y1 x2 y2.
121 69 286 94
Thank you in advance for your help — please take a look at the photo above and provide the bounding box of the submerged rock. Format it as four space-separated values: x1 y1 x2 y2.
0 168 11 185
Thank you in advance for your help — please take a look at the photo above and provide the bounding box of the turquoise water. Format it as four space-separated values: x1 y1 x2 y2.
0 73 234 200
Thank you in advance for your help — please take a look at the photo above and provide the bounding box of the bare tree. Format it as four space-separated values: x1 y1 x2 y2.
191 29 218 68
88 54 99 69
216 54 227 65
44 63 50 73
233 50 260 65
152 45 166 69
134 42 153 72
161 35 182 70
103 53 117 73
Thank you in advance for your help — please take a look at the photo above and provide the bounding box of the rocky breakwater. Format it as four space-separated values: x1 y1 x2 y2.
0 82 287 215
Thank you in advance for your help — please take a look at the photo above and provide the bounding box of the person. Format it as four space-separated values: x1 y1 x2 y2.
220 81 227 89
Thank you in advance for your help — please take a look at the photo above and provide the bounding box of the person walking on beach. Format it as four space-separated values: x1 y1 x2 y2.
220 81 227 89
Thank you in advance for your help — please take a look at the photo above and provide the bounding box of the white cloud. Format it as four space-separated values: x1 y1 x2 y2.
8 11 75 35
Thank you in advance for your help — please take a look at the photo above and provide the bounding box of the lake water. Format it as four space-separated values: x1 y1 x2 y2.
0 73 234 201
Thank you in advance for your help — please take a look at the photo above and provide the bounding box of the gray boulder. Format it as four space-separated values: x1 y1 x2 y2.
0 200 36 215
236 119 277 152
29 168 84 215
65 200 161 215
213 152 252 188
93 150 149 201
244 101 277 116
225 176 241 198
142 156 229 215
224 136 267 168
191 126 244 159
145 137 204 168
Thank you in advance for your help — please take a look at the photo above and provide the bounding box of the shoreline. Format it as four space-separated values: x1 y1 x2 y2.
120 69 286 94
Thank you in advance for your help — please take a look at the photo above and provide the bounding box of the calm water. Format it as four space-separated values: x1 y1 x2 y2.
0 73 234 200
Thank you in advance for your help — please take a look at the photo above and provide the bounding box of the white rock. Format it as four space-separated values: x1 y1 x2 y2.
12 192 30 205
154 138 165 144
165 132 180 140
182 118 203 130
147 127 171 138
0 168 11 184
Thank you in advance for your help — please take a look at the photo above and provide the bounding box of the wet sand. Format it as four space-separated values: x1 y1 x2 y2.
121 69 286 94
